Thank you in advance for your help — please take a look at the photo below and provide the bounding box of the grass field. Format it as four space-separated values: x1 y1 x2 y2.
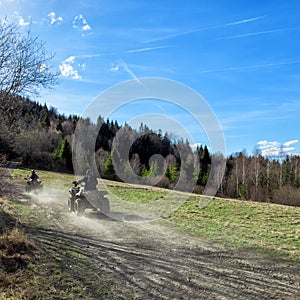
13 168 300 261
166 195 300 260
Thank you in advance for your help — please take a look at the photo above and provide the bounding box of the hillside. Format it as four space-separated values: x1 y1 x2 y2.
0 168 299 299
1 93 300 206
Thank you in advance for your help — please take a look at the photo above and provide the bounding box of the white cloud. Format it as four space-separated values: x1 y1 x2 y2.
257 140 280 149
110 64 119 72
48 12 63 25
59 56 82 80
260 148 286 157
73 14 91 35
59 63 81 79
283 139 298 147
13 12 30 26
82 24 91 31
191 143 202 151
18 16 30 26
65 56 75 63
257 140 298 158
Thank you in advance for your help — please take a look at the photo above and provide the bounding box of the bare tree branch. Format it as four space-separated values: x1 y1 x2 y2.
0 19 60 97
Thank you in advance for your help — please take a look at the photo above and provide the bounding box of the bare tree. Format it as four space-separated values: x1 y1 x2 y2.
0 19 59 97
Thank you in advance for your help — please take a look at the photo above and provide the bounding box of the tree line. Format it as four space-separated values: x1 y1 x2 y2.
1 93 299 207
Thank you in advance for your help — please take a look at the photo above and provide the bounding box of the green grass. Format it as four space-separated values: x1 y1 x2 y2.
12 168 30 176
100 180 300 261
12 168 300 261
110 186 167 203
15 203 31 215
166 195 300 260
13 168 76 189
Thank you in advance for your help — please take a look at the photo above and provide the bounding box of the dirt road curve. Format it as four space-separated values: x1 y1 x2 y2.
22 188 300 300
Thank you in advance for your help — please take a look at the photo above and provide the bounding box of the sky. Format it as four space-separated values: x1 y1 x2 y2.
1 0 300 157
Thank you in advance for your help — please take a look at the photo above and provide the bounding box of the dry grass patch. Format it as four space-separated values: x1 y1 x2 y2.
0 227 38 273
0 197 39 299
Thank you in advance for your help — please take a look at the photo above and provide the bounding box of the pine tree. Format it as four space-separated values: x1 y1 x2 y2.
103 152 116 180
53 138 73 171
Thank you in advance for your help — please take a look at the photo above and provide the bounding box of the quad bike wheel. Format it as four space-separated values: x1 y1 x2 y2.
74 198 85 216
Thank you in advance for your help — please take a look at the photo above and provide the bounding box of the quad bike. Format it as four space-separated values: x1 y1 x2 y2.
68 182 110 216
25 178 43 193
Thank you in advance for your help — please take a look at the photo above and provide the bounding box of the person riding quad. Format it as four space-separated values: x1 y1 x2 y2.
25 169 42 192
70 169 109 214
29 170 40 182
73 169 97 191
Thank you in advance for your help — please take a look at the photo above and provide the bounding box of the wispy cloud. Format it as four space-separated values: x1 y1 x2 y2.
111 58 142 84
219 28 293 40
48 12 63 25
145 15 264 43
199 60 300 74
59 56 82 80
257 140 298 157
73 14 91 36
126 45 171 54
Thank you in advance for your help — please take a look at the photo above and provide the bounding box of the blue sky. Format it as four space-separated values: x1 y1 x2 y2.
1 0 300 157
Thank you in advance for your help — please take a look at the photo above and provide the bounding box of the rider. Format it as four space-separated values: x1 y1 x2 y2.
73 169 97 191
29 170 40 182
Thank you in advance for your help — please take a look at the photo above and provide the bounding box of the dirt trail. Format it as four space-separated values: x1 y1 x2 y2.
20 186 300 299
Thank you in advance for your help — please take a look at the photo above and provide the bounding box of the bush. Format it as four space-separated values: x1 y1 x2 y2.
272 186 300 207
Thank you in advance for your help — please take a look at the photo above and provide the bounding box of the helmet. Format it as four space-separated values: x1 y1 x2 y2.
86 169 94 176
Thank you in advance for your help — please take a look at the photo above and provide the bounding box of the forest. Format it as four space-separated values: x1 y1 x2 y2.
0 92 299 207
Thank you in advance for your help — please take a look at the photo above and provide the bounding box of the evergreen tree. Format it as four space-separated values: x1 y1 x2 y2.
103 151 116 180
53 138 73 171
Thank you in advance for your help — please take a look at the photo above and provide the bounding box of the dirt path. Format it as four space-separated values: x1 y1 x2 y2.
19 186 300 299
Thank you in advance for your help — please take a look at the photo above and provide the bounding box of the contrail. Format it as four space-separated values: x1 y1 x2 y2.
119 58 143 85
144 15 265 43
199 60 300 73
126 45 171 53
219 27 293 40
145 29 200 44
224 16 265 26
